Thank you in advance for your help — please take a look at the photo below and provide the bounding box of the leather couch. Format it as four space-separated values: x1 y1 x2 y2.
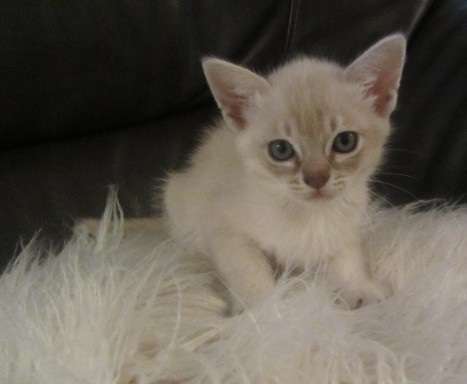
2 0 466 270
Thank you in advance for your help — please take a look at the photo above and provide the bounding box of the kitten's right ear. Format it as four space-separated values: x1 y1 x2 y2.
202 58 270 130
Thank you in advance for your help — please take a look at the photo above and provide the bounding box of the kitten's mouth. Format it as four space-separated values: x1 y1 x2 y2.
294 189 334 202
310 190 332 200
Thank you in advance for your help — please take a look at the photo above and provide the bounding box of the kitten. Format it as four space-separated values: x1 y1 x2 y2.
163 34 406 311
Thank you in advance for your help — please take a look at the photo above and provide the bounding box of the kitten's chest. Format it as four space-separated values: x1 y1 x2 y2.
244 201 358 266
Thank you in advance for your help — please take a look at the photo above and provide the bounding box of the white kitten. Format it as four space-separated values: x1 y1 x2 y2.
164 35 406 311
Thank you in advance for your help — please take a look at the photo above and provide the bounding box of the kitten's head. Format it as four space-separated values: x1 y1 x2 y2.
202 35 406 202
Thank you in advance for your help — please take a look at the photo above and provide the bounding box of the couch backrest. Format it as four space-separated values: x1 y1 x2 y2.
0 0 428 148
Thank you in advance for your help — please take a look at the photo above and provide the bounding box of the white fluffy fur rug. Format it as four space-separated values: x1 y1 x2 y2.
2 196 467 384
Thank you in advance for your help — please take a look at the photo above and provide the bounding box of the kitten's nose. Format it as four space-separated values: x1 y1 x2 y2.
303 169 330 190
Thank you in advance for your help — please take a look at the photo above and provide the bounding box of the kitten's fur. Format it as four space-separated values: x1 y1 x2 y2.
82 35 406 311
163 35 406 311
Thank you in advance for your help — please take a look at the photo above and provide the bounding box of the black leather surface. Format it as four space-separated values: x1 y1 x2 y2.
0 105 215 262
376 0 467 204
0 0 291 148
3 0 467 270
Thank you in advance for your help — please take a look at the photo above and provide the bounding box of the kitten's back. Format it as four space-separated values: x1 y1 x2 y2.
163 124 242 249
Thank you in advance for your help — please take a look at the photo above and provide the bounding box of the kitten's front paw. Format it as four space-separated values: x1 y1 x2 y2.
338 281 390 310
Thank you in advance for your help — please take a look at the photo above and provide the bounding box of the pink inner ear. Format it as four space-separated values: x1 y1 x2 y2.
219 93 248 129
365 69 398 117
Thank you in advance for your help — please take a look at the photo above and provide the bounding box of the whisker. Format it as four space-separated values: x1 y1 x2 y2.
371 179 418 199
368 189 395 208
384 147 420 156
376 171 417 180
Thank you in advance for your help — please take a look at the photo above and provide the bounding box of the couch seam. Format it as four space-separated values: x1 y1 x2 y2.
283 0 301 59
407 0 435 39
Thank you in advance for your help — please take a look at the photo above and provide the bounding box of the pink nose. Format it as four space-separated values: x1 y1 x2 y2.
303 170 330 189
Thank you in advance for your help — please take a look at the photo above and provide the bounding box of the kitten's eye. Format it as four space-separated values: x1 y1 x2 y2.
332 131 359 154
268 139 295 161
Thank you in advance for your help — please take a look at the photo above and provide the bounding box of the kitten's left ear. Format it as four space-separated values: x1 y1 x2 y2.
345 34 406 118
202 58 271 130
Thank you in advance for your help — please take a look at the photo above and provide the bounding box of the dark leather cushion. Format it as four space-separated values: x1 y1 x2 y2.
376 0 467 204
1 0 430 147
6 0 467 271
0 1 291 148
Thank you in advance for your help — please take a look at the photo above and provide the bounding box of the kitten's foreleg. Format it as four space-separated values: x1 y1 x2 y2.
210 234 275 313
329 244 389 309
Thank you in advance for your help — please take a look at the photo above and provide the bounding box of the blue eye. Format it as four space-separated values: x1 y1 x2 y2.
268 140 295 161
332 131 358 153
